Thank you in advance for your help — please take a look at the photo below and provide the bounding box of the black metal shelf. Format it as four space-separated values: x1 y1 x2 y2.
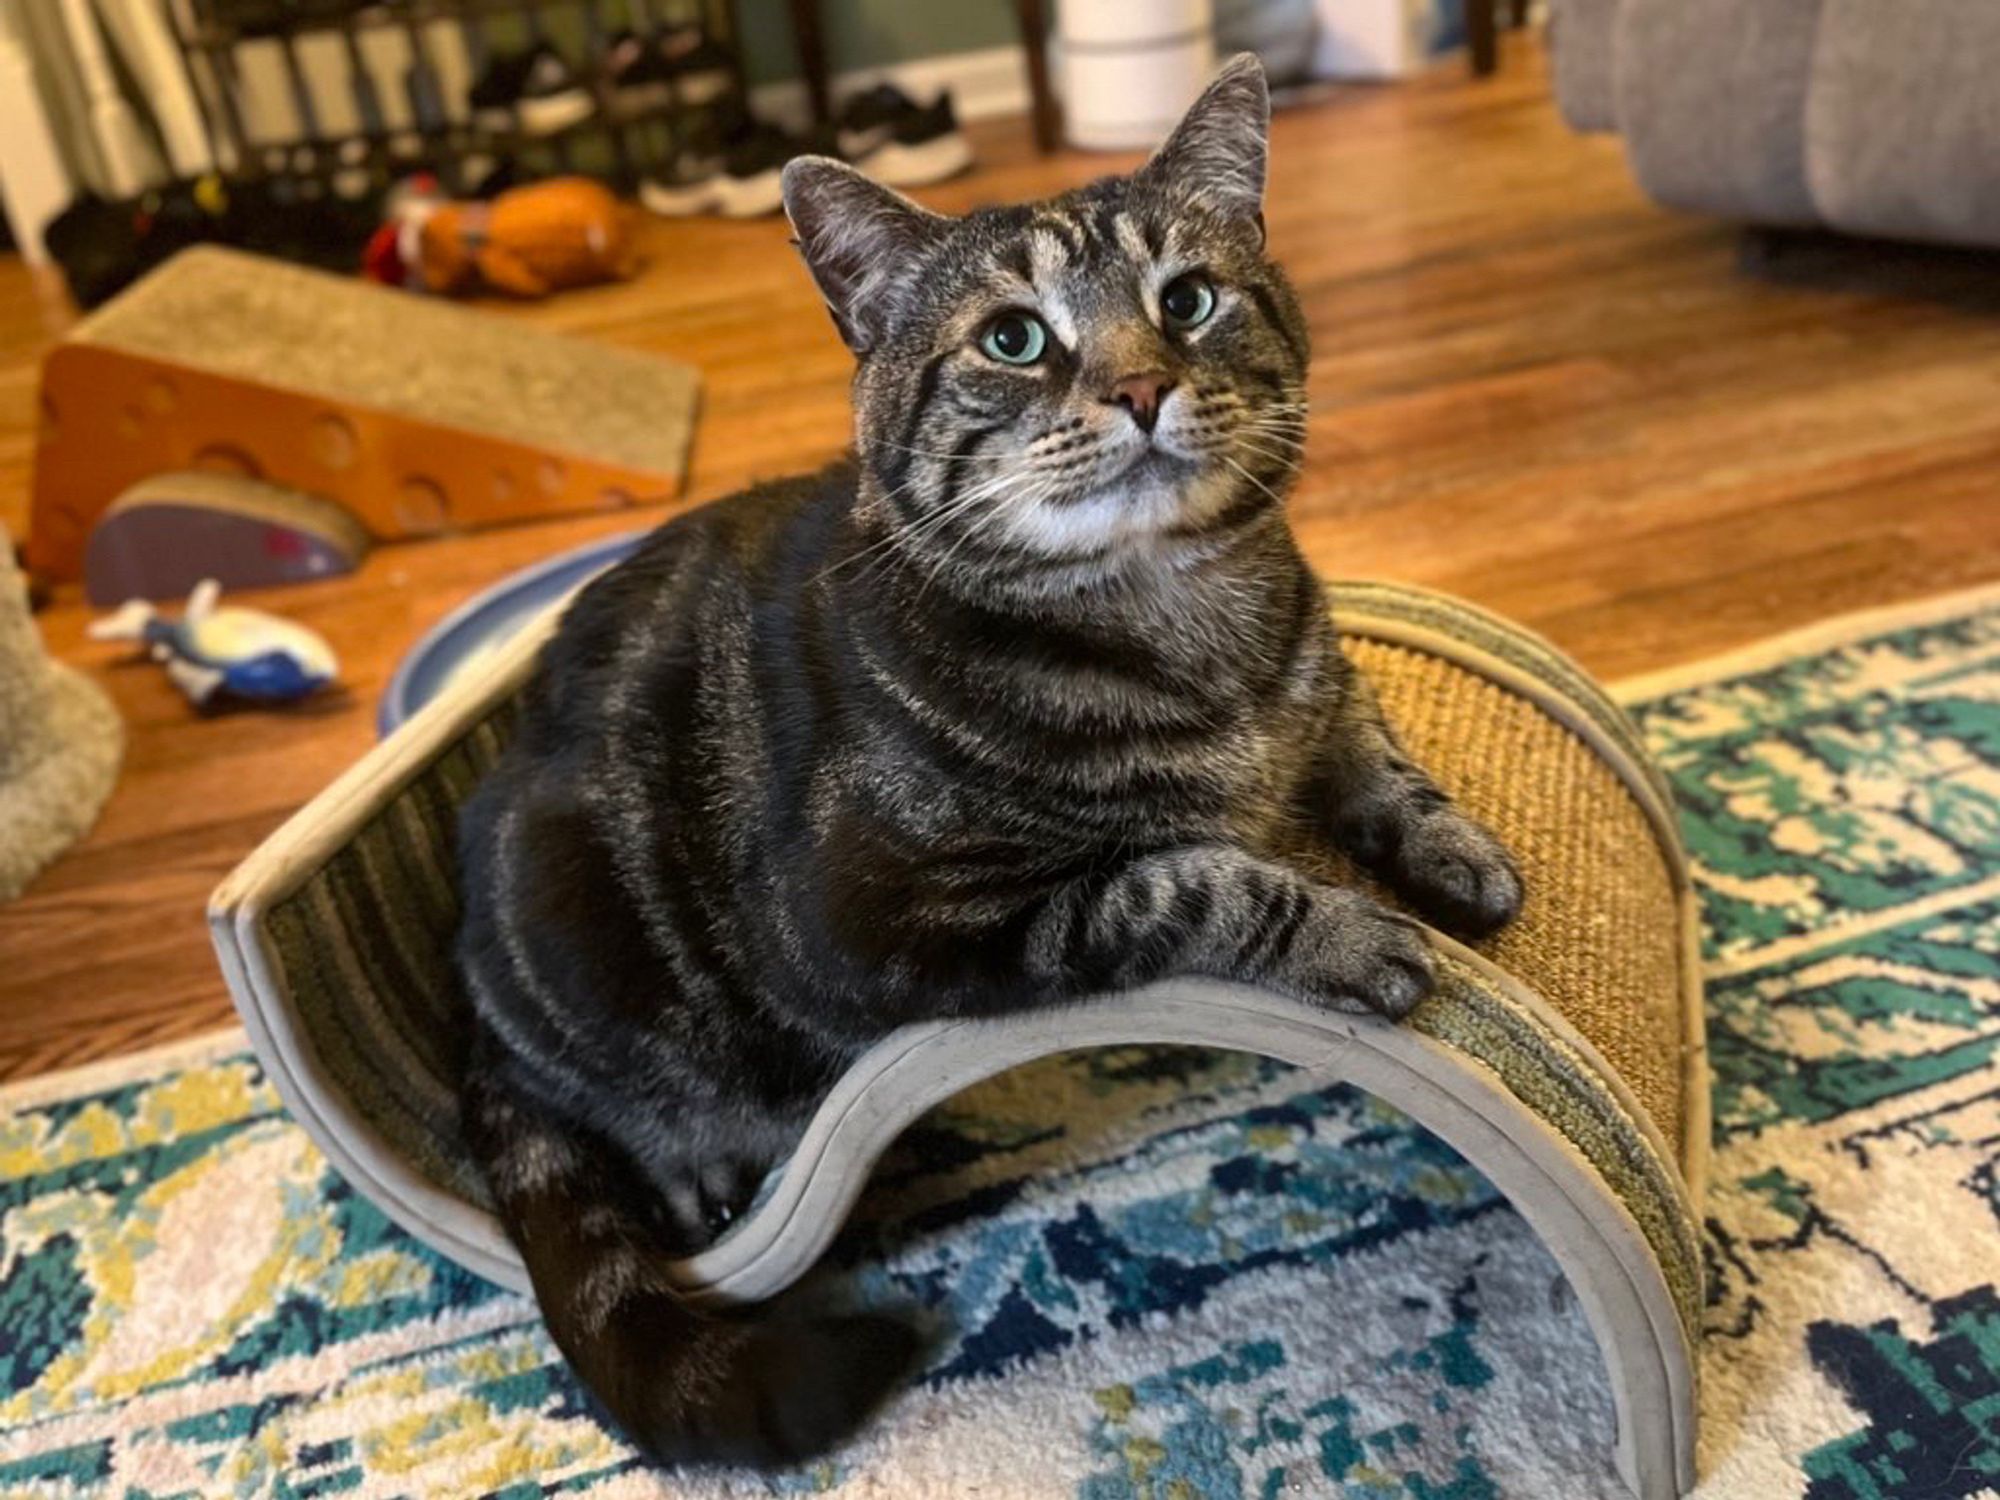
171 0 743 196
190 0 719 47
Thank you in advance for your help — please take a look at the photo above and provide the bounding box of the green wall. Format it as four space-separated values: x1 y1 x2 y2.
734 0 1019 87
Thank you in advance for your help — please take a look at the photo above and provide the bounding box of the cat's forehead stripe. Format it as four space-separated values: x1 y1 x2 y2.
1025 228 1083 342
1027 224 1076 278
1028 216 1082 263
1040 286 1079 346
1113 213 1150 266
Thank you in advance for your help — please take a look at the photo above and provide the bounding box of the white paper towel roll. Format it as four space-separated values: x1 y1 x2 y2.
1057 0 1217 151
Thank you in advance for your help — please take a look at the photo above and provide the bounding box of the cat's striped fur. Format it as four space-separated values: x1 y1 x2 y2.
455 56 1522 1470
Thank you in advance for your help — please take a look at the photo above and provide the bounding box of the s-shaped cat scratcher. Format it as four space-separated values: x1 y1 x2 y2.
210 580 1706 1500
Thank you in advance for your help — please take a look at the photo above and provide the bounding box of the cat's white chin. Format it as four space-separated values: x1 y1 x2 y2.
1004 457 1236 559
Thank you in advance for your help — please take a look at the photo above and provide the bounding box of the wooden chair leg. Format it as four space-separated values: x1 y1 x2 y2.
1466 0 1499 75
1016 0 1060 153
786 0 831 123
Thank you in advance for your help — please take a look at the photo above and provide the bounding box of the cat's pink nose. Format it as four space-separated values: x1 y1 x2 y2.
1106 372 1176 434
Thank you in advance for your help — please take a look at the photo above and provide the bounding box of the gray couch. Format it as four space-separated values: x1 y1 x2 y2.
1550 0 2000 249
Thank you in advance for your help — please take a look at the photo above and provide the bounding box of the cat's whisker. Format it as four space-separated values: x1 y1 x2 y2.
868 439 1004 461
1234 415 1306 441
910 497 1006 600
870 420 1086 464
916 467 1064 600
1222 455 1290 511
1229 421 1304 450
820 458 1033 585
1232 426 1306 458
1231 442 1302 471
1245 400 1308 419
1231 426 1303 453
844 464 1035 588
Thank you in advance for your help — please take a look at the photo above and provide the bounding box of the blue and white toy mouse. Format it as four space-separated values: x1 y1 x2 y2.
90 580 338 707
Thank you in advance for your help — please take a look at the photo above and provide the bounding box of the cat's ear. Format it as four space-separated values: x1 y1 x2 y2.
1140 53 1270 230
782 157 947 355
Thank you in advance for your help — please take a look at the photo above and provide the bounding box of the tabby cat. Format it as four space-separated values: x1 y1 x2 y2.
454 55 1522 1471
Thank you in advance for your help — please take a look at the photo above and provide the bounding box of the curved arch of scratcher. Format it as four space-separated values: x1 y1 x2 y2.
210 580 1703 1500
217 914 1695 1500
682 978 1694 1500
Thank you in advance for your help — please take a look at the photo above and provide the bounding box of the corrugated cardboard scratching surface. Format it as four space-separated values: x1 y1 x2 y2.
30 247 700 578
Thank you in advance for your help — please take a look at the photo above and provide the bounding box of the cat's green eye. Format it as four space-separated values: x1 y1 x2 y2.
980 312 1049 366
1160 273 1217 330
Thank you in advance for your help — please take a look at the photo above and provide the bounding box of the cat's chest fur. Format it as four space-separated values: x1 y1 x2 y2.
821 536 1340 857
532 468 1347 1016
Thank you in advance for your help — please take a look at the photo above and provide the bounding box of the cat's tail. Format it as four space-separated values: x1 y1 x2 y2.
461 1059 917 1469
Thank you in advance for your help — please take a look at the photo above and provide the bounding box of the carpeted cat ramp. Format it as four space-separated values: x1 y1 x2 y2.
209 581 1707 1500
29 247 701 583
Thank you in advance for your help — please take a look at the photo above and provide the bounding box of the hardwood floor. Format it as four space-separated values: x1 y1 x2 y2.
1 37 1995 1080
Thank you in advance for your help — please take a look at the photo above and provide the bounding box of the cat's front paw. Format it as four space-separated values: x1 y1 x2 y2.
1283 889 1437 1021
1389 813 1523 940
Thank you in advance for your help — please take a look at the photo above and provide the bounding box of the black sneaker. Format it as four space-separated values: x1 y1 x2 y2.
718 122 841 218
834 82 917 160
516 45 594 136
468 49 532 130
641 116 833 219
604 29 672 115
637 102 756 217
853 91 972 187
658 25 735 105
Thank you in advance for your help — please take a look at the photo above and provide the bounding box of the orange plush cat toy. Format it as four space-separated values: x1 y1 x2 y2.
401 177 641 298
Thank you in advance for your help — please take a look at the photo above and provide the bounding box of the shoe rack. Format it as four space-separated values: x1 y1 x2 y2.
168 0 745 197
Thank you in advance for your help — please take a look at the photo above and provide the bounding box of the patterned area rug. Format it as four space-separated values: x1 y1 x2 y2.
4 585 1997 1500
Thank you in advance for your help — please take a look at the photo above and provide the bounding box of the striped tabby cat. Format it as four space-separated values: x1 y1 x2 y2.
455 55 1522 1470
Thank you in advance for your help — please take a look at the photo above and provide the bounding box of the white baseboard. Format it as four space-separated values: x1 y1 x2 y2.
751 44 1032 132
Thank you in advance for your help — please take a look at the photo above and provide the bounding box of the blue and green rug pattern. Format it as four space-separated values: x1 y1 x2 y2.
3 588 1997 1498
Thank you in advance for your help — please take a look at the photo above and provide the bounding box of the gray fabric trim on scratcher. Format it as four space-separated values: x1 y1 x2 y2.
265 707 519 1205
